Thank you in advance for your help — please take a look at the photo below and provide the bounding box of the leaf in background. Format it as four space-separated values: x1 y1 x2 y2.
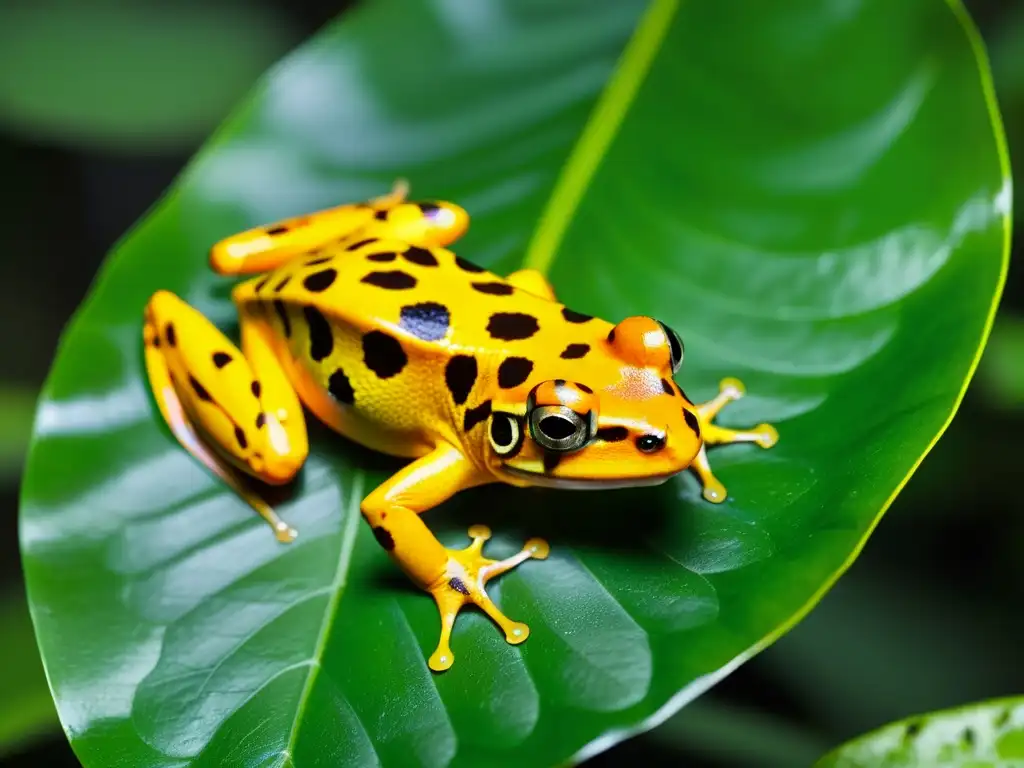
0 387 37 481
0 590 60 756
0 0 297 152
18 0 1009 766
978 314 1024 409
815 696 1024 767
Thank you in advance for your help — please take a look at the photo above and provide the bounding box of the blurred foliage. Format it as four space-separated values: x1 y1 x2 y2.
989 2 1024 96
755 560 1021 739
0 389 36 482
0 591 58 757
648 696 831 767
0 0 297 153
988 0 1024 207
978 313 1024 409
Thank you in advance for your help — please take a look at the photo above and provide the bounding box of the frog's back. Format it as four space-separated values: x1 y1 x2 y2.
231 237 610 458
233 236 565 350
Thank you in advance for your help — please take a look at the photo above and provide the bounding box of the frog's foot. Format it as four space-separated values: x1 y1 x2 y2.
427 525 549 672
690 377 778 504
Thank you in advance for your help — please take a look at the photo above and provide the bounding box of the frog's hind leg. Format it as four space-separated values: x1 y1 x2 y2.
360 444 549 672
209 179 411 277
505 268 558 301
143 290 309 541
688 377 778 503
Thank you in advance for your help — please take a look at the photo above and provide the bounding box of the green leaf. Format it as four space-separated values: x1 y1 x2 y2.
815 696 1024 767
0 589 60 755
0 0 296 151
18 0 1009 766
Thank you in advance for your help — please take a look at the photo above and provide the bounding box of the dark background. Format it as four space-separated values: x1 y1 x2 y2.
1 0 1021 766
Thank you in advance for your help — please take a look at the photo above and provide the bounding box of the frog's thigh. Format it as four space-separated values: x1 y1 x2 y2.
505 268 558 301
143 290 306 541
361 444 486 588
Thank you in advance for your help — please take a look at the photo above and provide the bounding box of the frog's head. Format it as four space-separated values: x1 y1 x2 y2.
486 315 704 489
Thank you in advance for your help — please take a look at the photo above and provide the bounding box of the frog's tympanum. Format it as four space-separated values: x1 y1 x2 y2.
142 182 778 671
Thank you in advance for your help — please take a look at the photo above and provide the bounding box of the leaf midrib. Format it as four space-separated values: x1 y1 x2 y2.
522 0 678 275
282 471 366 764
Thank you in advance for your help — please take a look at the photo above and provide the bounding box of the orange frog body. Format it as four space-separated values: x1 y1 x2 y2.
142 181 778 672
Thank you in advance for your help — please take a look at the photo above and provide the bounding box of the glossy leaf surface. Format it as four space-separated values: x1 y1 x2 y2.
19 0 1009 766
816 697 1024 767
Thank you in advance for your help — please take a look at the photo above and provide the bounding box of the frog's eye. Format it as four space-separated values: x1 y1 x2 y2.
529 405 591 453
656 320 684 373
488 412 524 457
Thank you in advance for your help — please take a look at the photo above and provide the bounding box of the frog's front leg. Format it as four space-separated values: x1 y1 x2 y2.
361 444 549 672
689 377 778 503
143 290 309 541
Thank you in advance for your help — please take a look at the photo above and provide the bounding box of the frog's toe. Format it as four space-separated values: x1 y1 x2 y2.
701 477 728 504
754 423 779 449
426 526 548 673
688 375 780 502
273 519 299 543
523 537 550 560
718 376 745 399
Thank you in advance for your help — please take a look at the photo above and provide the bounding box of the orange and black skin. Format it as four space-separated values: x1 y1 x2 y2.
142 180 778 672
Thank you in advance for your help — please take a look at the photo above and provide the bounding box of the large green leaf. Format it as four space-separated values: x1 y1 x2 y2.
18 0 1009 766
815 696 1024 767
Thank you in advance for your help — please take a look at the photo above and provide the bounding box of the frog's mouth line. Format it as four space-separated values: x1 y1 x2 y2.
501 467 679 490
